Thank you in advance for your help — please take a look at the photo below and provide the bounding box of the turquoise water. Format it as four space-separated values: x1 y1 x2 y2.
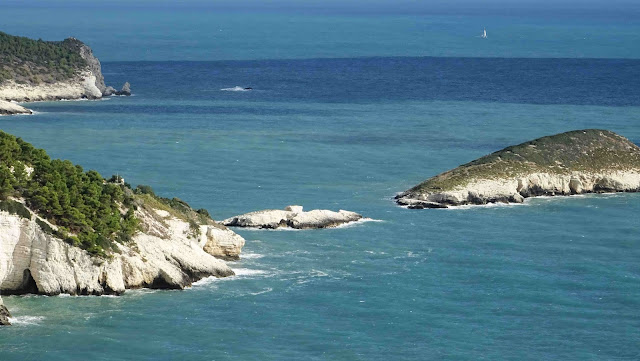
2 3 640 360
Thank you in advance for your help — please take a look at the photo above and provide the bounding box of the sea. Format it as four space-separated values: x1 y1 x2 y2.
1 1 640 360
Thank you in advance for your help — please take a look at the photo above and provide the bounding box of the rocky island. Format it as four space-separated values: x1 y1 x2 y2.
222 205 363 229
0 131 245 325
0 31 130 115
396 129 640 209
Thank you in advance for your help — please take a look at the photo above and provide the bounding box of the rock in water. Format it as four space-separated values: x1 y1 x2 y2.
115 82 131 96
103 86 117 96
221 205 363 229
0 297 10 326
396 129 640 208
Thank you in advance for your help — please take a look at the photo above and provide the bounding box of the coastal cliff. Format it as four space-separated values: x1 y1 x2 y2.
0 200 243 296
396 129 640 208
0 131 245 323
0 32 129 113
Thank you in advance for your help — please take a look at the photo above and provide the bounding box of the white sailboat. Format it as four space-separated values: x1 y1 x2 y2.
481 28 487 39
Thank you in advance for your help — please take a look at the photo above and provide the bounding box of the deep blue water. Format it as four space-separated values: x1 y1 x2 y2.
0 57 639 361
2 2 640 360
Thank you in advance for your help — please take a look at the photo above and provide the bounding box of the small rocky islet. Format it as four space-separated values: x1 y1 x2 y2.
396 129 640 209
221 205 363 229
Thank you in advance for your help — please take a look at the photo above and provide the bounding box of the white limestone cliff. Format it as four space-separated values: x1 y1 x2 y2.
397 171 640 208
0 205 245 297
0 72 102 102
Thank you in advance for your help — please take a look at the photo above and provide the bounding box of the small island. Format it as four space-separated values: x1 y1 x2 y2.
0 31 130 115
0 131 245 325
222 205 363 229
396 129 640 209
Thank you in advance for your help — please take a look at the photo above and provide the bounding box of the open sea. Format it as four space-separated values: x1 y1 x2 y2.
1 2 640 360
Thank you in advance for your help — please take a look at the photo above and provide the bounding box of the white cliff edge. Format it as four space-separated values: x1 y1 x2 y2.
0 204 245 299
221 205 363 229
396 171 640 208
396 130 640 209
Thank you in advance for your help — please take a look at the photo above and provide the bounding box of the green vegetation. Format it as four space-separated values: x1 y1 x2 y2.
0 131 215 256
0 31 87 84
133 185 213 237
410 129 640 193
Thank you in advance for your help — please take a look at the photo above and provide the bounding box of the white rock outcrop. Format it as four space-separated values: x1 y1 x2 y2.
0 205 245 296
0 72 102 103
221 205 363 229
0 100 32 116
397 171 640 208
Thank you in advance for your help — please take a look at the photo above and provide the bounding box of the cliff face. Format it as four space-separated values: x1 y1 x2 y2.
61 37 107 94
0 203 245 296
396 130 640 208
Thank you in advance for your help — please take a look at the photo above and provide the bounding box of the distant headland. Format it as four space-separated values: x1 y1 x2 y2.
0 31 130 115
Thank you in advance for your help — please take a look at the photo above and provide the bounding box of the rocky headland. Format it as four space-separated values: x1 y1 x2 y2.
0 131 245 324
0 31 130 115
396 129 640 209
221 205 363 229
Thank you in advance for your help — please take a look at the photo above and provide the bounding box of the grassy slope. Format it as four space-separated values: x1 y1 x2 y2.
409 129 640 194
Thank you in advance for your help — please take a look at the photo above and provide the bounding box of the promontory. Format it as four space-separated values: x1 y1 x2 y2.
0 31 130 115
396 129 640 209
0 131 244 325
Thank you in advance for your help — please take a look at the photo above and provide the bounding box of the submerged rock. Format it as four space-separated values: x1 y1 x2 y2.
396 129 640 208
221 205 363 229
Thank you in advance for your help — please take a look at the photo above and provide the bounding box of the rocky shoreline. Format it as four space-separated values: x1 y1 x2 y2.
396 130 640 209
221 205 363 229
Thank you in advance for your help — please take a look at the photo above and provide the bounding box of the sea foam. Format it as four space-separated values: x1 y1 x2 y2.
220 86 251 92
